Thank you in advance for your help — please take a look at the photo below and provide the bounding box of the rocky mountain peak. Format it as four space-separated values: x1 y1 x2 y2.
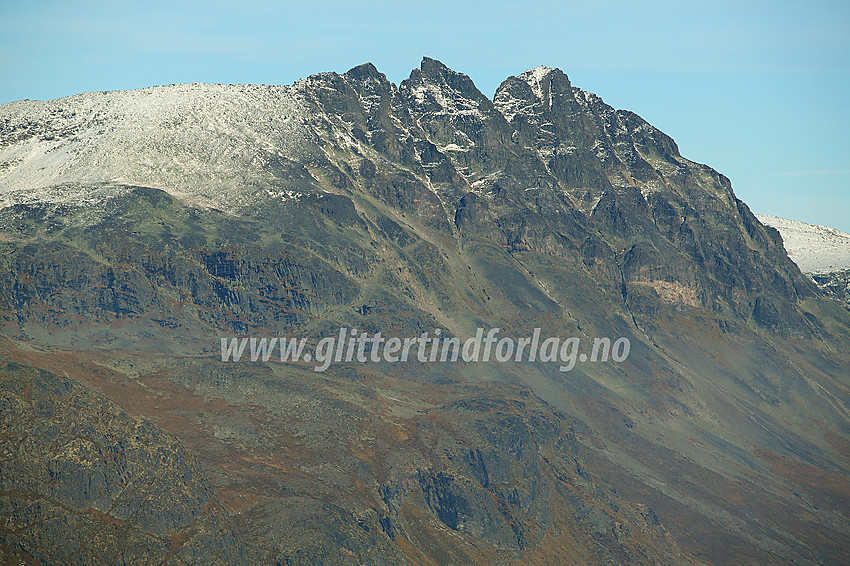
400 57 493 116
411 57 486 100
396 58 528 183
494 66 572 122
342 62 397 102
343 61 384 83
519 66 573 102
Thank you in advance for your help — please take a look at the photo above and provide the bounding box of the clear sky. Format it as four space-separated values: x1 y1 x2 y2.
1 0 848 231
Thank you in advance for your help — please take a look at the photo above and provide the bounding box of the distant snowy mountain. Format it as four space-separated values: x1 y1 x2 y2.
756 214 850 274
757 214 850 306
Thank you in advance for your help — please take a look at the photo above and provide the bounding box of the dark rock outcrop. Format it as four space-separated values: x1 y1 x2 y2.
0 361 246 565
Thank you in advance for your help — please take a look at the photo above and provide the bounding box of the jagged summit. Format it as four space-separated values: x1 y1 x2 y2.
400 57 496 124
405 57 488 103
519 65 572 98
343 61 384 81
0 58 649 209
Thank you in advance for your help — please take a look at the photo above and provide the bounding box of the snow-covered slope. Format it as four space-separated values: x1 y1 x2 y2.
756 214 850 274
0 83 315 210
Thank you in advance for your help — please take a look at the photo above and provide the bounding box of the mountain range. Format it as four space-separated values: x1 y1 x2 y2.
1 58 849 565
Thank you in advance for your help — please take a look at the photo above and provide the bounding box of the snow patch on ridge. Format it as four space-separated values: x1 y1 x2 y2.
0 83 313 211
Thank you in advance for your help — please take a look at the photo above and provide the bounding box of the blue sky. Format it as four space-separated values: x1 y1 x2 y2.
1 0 848 231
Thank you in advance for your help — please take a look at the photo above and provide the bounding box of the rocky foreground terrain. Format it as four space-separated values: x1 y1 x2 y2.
1 59 849 564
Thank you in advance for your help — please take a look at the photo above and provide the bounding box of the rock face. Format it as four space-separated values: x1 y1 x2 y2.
811 268 850 306
0 59 849 564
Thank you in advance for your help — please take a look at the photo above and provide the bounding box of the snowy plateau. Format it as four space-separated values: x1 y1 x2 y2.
756 214 850 274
